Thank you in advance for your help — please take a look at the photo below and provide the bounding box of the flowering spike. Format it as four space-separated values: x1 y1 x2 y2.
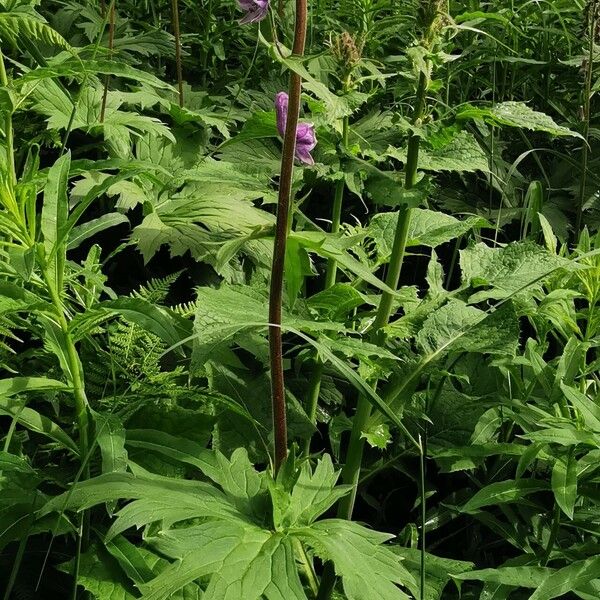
274 91 317 165
237 0 269 24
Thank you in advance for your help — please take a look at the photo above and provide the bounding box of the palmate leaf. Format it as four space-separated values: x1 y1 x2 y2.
37 452 415 599
296 520 414 600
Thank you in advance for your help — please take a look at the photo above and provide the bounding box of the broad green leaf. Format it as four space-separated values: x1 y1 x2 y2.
18 58 173 92
551 451 577 519
0 451 36 474
460 241 576 302
529 556 600 600
0 13 70 50
285 236 313 307
386 130 489 173
561 382 600 431
281 454 350 527
456 102 582 138
460 479 549 513
139 522 307 600
521 427 599 447
297 519 414 600
100 297 186 350
58 545 138 600
367 209 486 263
104 535 156 585
307 284 369 320
415 300 519 357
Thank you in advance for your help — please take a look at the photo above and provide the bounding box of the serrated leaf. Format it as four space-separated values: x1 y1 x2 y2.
456 102 582 138
297 519 414 600
386 130 489 172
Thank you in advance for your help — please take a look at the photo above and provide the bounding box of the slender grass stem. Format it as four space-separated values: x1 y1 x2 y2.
269 0 307 474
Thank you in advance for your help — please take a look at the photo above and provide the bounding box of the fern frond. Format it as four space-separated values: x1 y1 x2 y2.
131 271 182 304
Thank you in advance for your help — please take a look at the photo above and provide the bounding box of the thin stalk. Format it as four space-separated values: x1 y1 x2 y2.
575 7 596 235
0 49 16 189
316 68 429 600
99 1 116 123
419 432 427 600
337 70 428 520
303 113 349 456
172 0 184 107
269 0 307 474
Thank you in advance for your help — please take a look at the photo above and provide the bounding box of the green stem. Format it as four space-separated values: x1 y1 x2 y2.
337 70 428 519
0 49 16 189
575 6 596 235
316 66 429 600
303 114 349 456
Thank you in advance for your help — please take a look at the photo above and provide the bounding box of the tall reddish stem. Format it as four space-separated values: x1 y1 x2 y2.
269 0 308 473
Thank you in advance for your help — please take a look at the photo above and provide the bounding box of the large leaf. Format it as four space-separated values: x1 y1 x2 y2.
460 241 577 302
456 102 582 138
0 13 70 50
386 130 489 173
297 519 414 600
529 556 600 600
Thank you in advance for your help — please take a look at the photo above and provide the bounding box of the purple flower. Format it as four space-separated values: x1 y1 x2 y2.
237 0 269 24
275 91 317 165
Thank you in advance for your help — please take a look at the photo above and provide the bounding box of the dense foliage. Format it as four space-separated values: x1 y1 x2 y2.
0 0 599 598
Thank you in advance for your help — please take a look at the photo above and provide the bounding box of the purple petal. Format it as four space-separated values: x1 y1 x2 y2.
295 143 315 165
295 123 316 165
237 0 269 24
275 92 288 137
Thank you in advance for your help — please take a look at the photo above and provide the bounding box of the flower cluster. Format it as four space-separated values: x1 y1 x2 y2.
275 92 317 165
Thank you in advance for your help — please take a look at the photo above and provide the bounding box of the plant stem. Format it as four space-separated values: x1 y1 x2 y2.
172 0 184 107
269 0 307 474
575 5 596 235
303 113 349 457
337 69 428 520
316 65 429 600
100 1 116 123
0 49 16 189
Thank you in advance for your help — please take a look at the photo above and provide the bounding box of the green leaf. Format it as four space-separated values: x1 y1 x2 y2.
94 412 128 475
41 152 70 290
460 241 577 302
551 451 577 519
561 382 600 432
393 547 473 600
297 519 414 600
460 479 549 513
386 130 489 172
285 236 313 307
454 566 551 587
290 231 397 295
367 209 486 263
0 13 70 50
456 102 582 138
100 297 185 350
67 213 129 251
58 544 138 600
280 454 350 527
529 556 600 600
139 522 307 600
0 397 78 455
